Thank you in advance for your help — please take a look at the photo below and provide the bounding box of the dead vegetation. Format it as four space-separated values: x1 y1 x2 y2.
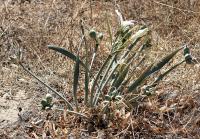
0 0 200 138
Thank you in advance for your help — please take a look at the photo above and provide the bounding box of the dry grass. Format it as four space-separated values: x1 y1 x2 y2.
0 0 200 138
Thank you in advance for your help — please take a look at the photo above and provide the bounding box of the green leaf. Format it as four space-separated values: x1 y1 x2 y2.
112 64 129 89
90 54 113 106
73 56 80 111
128 46 183 93
48 45 86 69
148 46 183 75
128 63 153 92
92 55 119 106
151 59 185 87
84 70 89 105
127 28 149 50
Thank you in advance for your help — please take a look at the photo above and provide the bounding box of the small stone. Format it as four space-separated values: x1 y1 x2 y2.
3 93 11 99
18 78 28 84
10 64 19 70
0 90 3 97
2 67 11 73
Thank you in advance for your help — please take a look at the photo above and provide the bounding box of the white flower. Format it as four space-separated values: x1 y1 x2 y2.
115 9 123 24
121 20 136 27
115 10 136 27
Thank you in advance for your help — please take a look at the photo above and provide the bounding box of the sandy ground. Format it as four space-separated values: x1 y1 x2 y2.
0 65 31 129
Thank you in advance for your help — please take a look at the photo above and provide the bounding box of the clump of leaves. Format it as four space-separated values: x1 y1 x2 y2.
16 10 193 117
47 11 192 113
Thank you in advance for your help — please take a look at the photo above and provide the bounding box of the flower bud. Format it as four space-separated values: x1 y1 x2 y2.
97 32 103 40
46 93 53 103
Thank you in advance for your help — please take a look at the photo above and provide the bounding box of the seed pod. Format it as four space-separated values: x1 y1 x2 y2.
184 46 190 55
115 95 122 100
41 99 48 109
89 29 97 39
183 46 193 64
105 95 112 101
185 53 193 64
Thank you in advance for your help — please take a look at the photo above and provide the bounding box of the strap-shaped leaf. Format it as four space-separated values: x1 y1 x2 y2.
90 54 113 106
19 62 73 110
73 56 80 111
48 45 86 69
112 27 149 54
128 46 183 93
93 62 119 106
128 63 153 92
112 64 129 89
150 59 185 87
122 56 145 87
147 46 183 75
